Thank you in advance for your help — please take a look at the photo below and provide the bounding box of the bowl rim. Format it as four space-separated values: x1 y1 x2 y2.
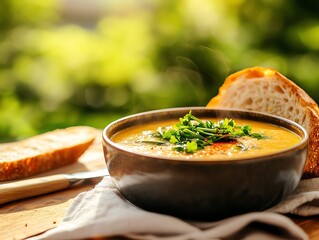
102 107 309 164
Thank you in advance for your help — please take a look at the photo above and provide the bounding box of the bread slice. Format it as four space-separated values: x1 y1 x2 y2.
207 66 319 178
0 126 97 181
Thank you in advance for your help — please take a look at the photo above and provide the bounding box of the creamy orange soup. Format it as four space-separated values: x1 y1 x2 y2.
111 119 301 160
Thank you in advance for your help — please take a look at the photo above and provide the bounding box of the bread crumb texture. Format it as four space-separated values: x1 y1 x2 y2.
207 66 319 178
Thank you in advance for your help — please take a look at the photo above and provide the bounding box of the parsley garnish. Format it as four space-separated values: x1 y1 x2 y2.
156 111 268 153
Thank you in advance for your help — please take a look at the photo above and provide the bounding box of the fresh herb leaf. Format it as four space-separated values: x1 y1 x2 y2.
156 111 268 154
250 132 269 140
186 141 198 153
170 135 179 143
136 140 168 145
242 125 251 135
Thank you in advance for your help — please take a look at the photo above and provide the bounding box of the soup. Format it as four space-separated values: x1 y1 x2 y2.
111 116 301 160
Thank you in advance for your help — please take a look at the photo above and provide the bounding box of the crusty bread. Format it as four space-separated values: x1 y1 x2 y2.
207 66 319 178
0 126 97 181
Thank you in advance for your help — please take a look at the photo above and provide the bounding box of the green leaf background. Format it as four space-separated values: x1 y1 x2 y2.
1 0 318 142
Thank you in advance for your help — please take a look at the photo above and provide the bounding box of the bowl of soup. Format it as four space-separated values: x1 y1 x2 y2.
102 107 308 220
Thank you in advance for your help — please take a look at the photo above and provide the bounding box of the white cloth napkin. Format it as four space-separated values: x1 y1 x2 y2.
29 177 319 240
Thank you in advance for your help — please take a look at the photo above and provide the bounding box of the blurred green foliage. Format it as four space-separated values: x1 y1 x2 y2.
1 0 319 142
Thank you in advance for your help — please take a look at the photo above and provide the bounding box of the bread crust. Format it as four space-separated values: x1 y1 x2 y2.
207 66 319 178
0 126 96 181
304 107 319 178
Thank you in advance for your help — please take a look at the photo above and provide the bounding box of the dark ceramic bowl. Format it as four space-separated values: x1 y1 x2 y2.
102 107 308 220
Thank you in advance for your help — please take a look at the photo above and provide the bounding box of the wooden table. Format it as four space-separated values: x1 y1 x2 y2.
1 136 319 240
0 136 106 240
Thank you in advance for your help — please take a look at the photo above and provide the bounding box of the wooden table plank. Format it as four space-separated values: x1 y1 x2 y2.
1 187 81 240
0 136 106 240
291 215 319 239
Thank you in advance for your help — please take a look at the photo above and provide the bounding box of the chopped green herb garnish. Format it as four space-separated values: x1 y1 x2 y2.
156 111 269 153
249 132 268 140
136 140 168 145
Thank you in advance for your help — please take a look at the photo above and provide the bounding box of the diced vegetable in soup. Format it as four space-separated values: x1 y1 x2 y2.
111 112 301 160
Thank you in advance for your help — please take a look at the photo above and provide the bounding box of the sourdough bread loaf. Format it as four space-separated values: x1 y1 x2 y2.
0 126 97 181
207 66 319 178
